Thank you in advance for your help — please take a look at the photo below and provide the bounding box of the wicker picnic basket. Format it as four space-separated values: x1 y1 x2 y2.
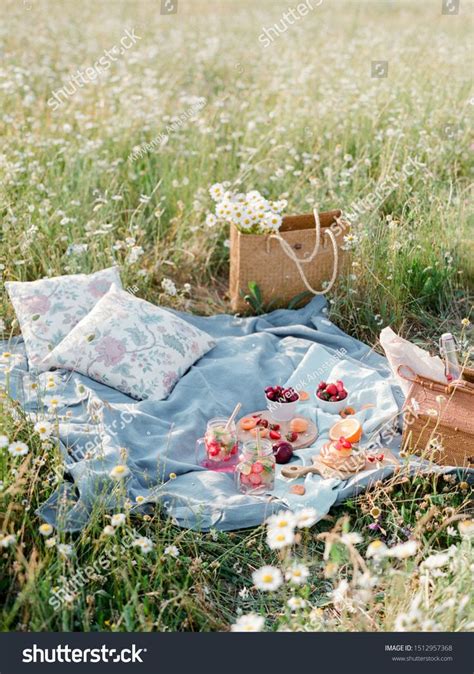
229 209 349 312
399 364 474 467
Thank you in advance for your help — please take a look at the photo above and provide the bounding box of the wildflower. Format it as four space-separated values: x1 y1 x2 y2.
163 545 180 558
461 318 470 327
341 532 363 546
435 395 445 405
39 523 54 537
109 464 130 480
294 507 318 529
8 441 29 457
34 420 53 439
168 472 177 480
0 534 17 548
133 536 153 553
366 540 388 558
446 526 458 537
458 519 474 538
266 511 295 532
386 540 418 559
458 481 469 492
46 396 64 412
161 278 177 296
135 495 145 504
287 596 307 611
331 579 350 609
252 565 283 591
238 587 250 599
267 528 294 550
110 513 126 527
285 563 310 585
231 613 264 632
426 408 438 417
421 552 451 570
205 213 217 227
0 434 9 448
126 246 144 265
209 183 225 201
57 543 73 558
103 525 116 536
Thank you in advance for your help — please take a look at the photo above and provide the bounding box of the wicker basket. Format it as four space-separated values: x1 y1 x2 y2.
399 365 474 467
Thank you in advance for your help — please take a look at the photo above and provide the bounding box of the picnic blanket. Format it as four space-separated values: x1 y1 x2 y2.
1 296 466 532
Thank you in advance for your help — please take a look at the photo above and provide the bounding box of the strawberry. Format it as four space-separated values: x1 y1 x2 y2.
376 453 385 462
286 431 298 442
270 423 280 431
269 429 281 440
330 395 339 402
367 455 376 463
326 384 337 396
257 418 269 428
336 380 345 392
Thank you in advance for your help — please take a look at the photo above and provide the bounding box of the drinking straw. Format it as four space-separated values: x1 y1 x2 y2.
225 402 242 431
256 427 262 455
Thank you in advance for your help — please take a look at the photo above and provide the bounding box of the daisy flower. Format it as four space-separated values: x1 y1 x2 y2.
0 434 9 448
103 525 116 536
110 513 126 527
458 519 474 538
267 528 294 550
163 545 180 558
34 420 53 439
205 213 217 227
135 495 145 504
287 596 307 611
252 565 283 592
386 540 418 559
39 523 54 537
0 534 17 548
231 613 264 632
366 540 388 558
285 563 310 585
8 441 29 457
209 183 225 201
109 464 130 480
133 537 153 554
294 507 318 529
370 506 381 519
57 543 73 558
266 511 295 532
341 532 363 546
45 537 57 548
46 396 65 412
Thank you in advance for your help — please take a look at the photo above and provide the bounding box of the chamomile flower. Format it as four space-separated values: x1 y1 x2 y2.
45 537 57 548
34 420 53 439
0 534 17 548
209 183 225 201
109 464 130 480
231 613 264 632
267 528 295 550
285 563 310 585
111 513 126 527
0 434 9 448
205 213 217 227
252 565 283 592
135 495 145 504
133 536 153 554
39 523 54 537
103 525 116 536
46 396 64 412
163 545 180 558
366 540 388 558
266 511 295 532
458 519 474 538
341 532 363 546
461 318 470 327
294 507 318 529
57 543 73 558
386 540 418 559
8 441 29 457
287 596 307 611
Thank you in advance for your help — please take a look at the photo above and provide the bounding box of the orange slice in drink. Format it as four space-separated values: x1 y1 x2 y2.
329 418 362 443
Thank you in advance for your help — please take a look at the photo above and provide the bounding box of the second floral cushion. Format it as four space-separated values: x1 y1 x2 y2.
43 284 216 400
5 267 122 372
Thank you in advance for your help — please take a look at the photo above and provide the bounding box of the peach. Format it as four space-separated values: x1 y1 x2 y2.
240 417 257 431
250 426 269 438
290 417 309 433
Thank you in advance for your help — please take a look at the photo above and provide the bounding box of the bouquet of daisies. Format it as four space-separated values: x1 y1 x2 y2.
206 183 287 234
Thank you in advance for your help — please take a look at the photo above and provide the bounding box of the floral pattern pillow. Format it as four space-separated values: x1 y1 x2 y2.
5 267 122 372
43 284 216 400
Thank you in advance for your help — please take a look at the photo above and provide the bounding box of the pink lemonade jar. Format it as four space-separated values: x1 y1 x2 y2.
236 439 275 495
204 417 239 467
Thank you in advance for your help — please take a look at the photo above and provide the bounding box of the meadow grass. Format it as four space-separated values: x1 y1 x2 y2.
0 0 473 632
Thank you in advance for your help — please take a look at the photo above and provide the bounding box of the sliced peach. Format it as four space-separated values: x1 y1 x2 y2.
298 390 310 401
240 417 257 431
290 417 309 433
340 406 356 418
250 426 269 438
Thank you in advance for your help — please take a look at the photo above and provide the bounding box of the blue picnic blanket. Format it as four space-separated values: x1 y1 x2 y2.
1 297 466 532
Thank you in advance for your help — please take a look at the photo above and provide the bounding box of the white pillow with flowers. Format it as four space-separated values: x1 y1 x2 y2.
5 267 122 372
43 284 216 400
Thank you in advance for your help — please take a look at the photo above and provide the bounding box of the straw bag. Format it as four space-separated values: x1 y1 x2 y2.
399 365 474 467
229 209 349 312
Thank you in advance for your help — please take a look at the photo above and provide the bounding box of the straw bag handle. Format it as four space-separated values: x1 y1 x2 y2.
269 208 339 295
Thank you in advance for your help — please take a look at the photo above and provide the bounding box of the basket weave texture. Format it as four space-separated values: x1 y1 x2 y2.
401 366 474 467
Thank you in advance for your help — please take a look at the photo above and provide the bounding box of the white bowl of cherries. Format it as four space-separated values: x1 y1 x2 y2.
265 385 300 422
315 380 348 414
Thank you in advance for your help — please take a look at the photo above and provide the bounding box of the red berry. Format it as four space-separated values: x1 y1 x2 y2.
270 423 280 431
326 384 337 396
339 391 347 400
376 453 385 462
257 418 269 428
318 381 326 390
286 431 298 442
269 429 281 440
330 396 338 402
336 380 344 391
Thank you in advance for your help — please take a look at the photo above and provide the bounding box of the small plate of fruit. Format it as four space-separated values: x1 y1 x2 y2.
315 380 349 414
237 411 317 460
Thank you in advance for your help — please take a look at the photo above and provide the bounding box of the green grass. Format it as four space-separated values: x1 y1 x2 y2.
0 0 473 632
